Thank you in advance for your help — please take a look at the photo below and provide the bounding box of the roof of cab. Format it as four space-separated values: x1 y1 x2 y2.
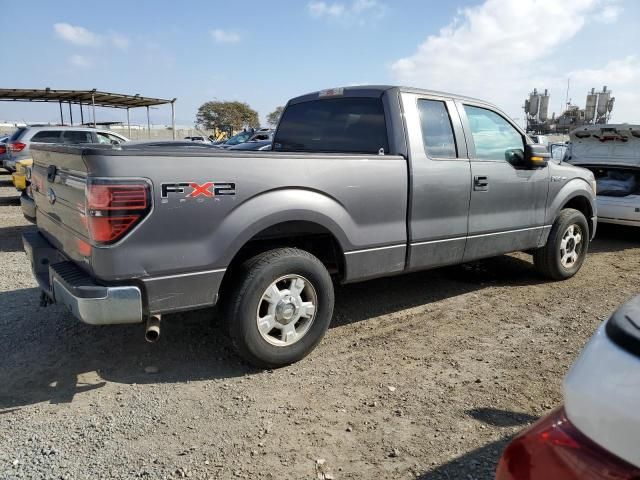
287 85 490 106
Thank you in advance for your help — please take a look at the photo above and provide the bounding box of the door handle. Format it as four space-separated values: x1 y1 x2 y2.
474 175 489 191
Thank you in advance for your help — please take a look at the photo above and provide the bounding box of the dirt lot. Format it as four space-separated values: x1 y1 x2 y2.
0 169 638 480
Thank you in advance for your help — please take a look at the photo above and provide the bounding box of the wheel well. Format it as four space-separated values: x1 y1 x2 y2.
218 221 345 303
562 196 594 235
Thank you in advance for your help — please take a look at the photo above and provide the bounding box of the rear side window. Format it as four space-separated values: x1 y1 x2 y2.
417 99 457 158
62 131 94 144
31 130 62 143
274 97 388 154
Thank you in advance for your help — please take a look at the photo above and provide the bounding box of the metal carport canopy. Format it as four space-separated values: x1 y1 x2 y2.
0 88 177 139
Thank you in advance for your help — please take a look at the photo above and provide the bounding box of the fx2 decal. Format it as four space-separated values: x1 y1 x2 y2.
161 182 236 199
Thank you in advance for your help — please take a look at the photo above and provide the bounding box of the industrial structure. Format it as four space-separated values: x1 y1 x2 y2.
0 88 177 139
524 85 615 134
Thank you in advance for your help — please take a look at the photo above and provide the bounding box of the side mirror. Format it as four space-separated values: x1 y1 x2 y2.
524 143 549 169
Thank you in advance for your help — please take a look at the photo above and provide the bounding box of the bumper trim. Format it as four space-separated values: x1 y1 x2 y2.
23 231 143 325
50 262 143 325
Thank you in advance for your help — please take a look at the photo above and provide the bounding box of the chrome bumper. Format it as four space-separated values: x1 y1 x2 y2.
22 231 143 325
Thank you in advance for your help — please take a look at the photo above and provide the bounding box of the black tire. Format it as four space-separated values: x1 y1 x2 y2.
533 208 589 280
226 248 334 368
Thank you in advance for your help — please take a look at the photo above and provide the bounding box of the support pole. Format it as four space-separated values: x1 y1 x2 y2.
146 106 151 139
68 101 73 125
59 101 64 125
171 99 176 140
91 92 96 127
127 108 131 139
80 102 84 125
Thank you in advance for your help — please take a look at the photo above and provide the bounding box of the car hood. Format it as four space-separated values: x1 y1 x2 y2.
567 124 640 168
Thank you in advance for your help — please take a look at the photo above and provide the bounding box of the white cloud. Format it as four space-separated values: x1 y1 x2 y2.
108 31 130 49
308 0 385 25
309 1 346 17
598 3 621 23
69 54 92 68
54 23 101 46
54 23 129 49
211 29 241 44
390 0 631 121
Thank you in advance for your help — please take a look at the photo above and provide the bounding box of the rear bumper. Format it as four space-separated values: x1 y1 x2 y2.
3 158 16 171
22 231 143 325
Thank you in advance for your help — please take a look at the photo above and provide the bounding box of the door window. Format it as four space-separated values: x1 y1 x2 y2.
417 99 457 158
97 132 125 144
463 105 524 163
62 131 94 144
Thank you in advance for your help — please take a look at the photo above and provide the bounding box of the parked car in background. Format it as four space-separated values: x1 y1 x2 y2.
549 142 568 162
227 139 272 151
2 126 129 172
565 124 640 227
0 135 9 170
215 129 273 149
23 86 596 368
184 136 210 143
530 134 550 146
497 294 640 479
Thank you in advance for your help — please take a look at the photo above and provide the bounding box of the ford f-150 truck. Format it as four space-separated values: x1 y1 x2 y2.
23 86 597 367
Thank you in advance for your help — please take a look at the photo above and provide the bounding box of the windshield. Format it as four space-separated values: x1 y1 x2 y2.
225 131 254 145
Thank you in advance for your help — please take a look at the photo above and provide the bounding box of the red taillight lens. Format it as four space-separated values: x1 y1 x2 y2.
86 182 150 244
9 142 26 152
497 407 640 480
0 145 6 154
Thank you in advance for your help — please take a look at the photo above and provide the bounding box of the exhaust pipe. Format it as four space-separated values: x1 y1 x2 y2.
145 315 161 343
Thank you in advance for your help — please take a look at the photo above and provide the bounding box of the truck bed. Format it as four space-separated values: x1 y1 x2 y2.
30 143 409 314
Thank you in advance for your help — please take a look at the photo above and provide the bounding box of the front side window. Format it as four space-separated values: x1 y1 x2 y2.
274 97 388 154
97 132 125 144
418 99 457 158
30 130 62 143
62 131 94 144
463 105 523 162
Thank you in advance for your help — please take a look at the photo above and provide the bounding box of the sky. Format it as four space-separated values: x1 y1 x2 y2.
1 0 639 128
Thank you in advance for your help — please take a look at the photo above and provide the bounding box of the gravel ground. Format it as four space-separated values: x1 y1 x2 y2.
0 169 639 480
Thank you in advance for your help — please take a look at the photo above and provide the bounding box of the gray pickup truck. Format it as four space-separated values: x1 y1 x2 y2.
23 86 597 367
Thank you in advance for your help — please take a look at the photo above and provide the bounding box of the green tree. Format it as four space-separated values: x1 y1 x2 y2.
195 101 260 131
266 106 284 127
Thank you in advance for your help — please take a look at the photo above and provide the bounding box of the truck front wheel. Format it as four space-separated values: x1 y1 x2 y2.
226 248 334 368
533 208 589 280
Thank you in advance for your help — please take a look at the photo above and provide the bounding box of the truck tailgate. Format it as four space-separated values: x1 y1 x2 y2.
31 147 90 266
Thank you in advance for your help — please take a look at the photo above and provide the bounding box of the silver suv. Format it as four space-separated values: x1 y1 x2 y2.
3 126 128 172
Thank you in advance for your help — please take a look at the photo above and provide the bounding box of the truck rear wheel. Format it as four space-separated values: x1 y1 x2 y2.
226 248 334 368
533 208 589 280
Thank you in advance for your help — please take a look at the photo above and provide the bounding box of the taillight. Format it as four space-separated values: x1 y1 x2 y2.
86 181 151 244
0 145 6 154
496 407 640 480
9 142 26 152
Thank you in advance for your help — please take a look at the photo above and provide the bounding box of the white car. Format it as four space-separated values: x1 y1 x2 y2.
497 295 640 479
566 124 640 227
